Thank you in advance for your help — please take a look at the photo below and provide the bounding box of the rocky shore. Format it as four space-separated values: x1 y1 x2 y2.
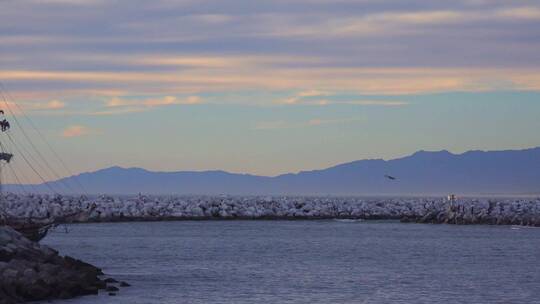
2 194 540 226
0 225 128 303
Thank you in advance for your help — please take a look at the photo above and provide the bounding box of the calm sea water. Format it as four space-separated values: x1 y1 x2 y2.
41 220 540 304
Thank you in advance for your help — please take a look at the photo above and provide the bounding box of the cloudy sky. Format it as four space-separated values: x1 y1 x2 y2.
1 0 540 184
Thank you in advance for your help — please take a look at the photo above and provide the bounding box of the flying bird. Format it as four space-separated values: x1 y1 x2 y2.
384 174 397 180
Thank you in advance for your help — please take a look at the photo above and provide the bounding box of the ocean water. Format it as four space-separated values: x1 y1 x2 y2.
41 220 540 304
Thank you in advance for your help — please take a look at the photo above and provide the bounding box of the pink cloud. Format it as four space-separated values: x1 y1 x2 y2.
62 125 90 137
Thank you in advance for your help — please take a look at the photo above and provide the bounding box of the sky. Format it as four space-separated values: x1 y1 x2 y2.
1 0 540 184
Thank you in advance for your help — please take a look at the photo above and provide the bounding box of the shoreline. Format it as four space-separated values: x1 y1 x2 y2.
56 216 539 227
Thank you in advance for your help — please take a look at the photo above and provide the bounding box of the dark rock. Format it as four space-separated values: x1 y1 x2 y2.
0 226 108 303
106 285 119 292
104 277 118 283
120 281 131 287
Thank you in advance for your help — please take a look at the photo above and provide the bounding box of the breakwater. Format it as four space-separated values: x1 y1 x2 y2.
2 194 540 226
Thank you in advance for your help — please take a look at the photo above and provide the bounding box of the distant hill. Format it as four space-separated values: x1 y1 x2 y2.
8 147 540 195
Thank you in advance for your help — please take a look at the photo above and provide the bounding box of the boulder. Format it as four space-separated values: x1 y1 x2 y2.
0 226 109 303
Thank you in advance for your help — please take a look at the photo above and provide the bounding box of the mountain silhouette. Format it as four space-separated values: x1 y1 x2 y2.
11 147 540 195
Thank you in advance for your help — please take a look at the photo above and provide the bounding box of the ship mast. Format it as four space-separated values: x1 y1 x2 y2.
0 110 13 193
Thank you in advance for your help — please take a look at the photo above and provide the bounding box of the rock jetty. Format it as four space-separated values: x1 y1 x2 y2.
0 226 111 303
2 193 540 226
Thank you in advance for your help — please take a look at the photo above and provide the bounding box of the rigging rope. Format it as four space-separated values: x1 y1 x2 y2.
5 128 69 191
4 131 57 194
0 85 80 194
5 164 30 195
0 130 33 194
1 83 87 195
0 91 63 187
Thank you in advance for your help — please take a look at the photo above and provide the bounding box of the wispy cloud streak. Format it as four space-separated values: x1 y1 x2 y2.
1 0 539 112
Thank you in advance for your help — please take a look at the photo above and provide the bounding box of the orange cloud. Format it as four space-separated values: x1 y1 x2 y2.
2 63 540 114
276 91 408 106
297 90 332 97
43 100 66 109
496 7 540 20
143 95 202 107
62 125 91 137
366 10 466 25
105 95 203 110
92 95 204 115
3 67 539 96
106 97 132 107
341 100 408 106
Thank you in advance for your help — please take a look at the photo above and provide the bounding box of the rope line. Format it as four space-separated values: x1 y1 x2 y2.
5 164 29 195
5 132 57 194
0 90 68 190
0 86 78 194
0 83 86 195
8 162 38 194
6 129 68 191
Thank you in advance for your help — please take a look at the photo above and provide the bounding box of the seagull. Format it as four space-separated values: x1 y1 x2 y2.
384 174 397 180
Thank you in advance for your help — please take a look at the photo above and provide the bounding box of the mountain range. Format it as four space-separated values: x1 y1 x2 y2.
8 147 540 195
